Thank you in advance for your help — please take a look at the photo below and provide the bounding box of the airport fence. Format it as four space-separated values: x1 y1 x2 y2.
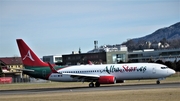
12 77 48 83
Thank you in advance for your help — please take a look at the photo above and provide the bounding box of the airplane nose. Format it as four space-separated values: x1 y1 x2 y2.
169 69 176 75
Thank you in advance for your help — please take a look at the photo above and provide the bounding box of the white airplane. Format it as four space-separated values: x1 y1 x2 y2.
16 39 176 87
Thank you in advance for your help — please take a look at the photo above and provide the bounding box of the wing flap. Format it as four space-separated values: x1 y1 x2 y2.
62 73 100 81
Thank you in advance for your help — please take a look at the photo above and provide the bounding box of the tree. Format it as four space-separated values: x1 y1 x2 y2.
168 39 180 49
127 59 132 63
148 58 155 63
160 38 167 45
117 60 124 64
164 61 176 70
173 58 177 71
156 60 164 65
176 60 180 71
122 39 136 51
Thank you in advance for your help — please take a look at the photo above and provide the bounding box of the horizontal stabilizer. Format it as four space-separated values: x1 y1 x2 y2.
16 68 34 72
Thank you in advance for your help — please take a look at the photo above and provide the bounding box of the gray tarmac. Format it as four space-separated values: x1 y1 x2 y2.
0 82 179 95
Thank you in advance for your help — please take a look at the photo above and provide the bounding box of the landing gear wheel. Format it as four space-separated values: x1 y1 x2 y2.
89 82 94 87
95 82 100 87
156 80 160 84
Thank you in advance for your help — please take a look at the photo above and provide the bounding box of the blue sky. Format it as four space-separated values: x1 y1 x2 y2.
0 0 179 57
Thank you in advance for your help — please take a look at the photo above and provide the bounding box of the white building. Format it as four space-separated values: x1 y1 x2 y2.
42 55 62 64
88 44 127 53
128 48 180 62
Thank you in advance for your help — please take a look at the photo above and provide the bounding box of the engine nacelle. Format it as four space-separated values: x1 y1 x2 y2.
98 76 116 84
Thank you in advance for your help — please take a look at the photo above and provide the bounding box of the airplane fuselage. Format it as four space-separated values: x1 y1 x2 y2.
48 63 175 82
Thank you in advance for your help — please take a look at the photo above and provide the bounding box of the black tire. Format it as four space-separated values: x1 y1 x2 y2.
89 82 94 87
156 80 160 84
95 82 100 87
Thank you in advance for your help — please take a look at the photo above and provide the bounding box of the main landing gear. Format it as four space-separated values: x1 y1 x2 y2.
89 82 94 87
89 82 100 87
156 80 160 84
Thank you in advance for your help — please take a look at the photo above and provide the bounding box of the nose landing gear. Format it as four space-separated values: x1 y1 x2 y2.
156 80 160 84
156 78 165 84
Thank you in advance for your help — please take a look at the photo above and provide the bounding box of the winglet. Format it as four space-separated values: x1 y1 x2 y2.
47 62 58 73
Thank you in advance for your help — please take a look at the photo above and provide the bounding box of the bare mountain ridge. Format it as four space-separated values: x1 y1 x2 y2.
121 22 180 50
133 22 180 43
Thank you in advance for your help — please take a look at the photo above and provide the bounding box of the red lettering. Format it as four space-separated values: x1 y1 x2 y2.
129 67 134 72
134 67 137 71
122 65 137 72
123 65 129 72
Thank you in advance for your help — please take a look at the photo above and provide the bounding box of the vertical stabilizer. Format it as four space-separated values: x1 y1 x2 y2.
16 39 48 67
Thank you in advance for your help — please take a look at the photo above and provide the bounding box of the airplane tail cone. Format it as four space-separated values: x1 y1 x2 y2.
16 39 48 67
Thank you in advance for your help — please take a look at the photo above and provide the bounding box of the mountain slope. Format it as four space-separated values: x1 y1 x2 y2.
133 22 180 42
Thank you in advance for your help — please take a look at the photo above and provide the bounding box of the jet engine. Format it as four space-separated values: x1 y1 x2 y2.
98 76 116 84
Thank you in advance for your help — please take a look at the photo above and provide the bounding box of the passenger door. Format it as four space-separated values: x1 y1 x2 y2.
152 68 156 74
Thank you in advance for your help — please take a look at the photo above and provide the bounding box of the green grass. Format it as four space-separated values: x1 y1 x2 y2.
0 88 180 101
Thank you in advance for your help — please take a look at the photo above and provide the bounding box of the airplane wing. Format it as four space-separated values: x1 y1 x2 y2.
62 73 100 81
47 62 100 81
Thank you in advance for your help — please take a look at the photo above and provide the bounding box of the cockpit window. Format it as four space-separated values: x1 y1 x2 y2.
161 67 168 69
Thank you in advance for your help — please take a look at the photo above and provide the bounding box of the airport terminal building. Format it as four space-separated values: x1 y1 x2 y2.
62 51 128 65
128 48 180 62
61 45 180 65
62 43 128 65
42 55 62 64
